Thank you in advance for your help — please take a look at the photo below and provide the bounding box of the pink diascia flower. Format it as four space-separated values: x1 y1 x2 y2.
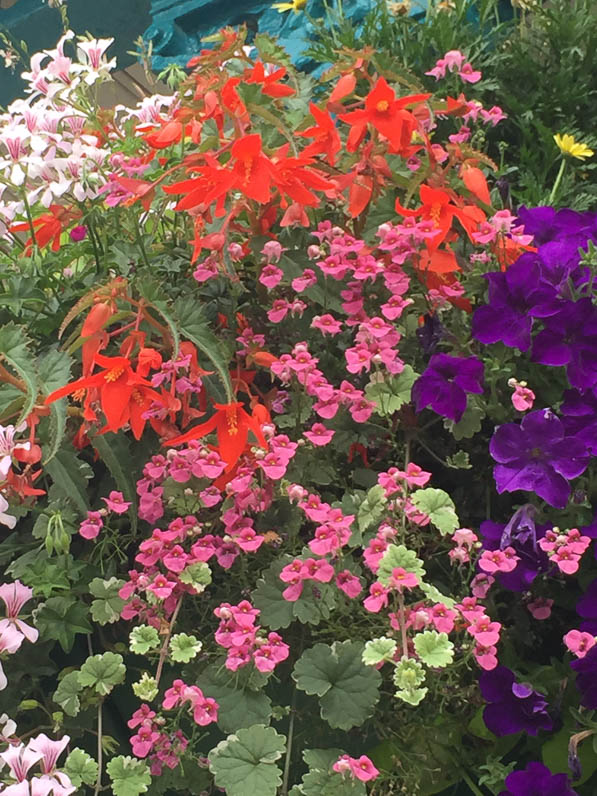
303 423 335 447
527 597 553 620
333 754 380 783
508 378 535 412
458 63 482 83
102 490 131 514
79 510 104 540
564 629 596 659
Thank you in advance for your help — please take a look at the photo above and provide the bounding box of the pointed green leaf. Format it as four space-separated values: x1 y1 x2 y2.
35 596 92 653
0 322 37 424
174 296 232 402
92 433 137 531
44 447 93 515
137 278 179 357
38 349 71 465
208 725 286 796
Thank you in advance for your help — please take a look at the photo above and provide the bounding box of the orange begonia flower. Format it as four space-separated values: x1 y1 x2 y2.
166 401 268 471
340 77 430 154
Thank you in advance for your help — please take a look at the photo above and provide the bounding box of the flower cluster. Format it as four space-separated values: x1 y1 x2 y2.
213 601 289 672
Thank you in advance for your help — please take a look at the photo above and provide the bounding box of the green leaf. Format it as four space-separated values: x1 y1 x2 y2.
44 447 93 515
53 671 82 717
443 403 485 440
197 665 272 733
410 488 459 536
136 278 179 358
292 641 381 730
295 748 366 796
0 322 37 424
132 673 158 701
89 577 126 625
413 631 454 668
178 561 212 593
130 625 160 655
208 724 286 796
356 485 387 532
362 637 397 667
174 296 233 402
253 556 337 630
364 366 418 417
92 433 137 532
38 349 71 464
78 652 126 696
64 748 99 787
419 582 456 609
107 756 151 796
169 632 202 663
35 596 92 653
377 544 425 588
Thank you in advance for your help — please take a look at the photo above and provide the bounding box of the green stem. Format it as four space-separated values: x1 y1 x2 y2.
548 158 567 205
93 701 103 796
281 685 298 795
155 596 183 688
459 767 486 796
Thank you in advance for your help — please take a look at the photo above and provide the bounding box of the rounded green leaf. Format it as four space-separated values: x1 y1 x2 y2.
410 488 459 536
208 724 286 796
413 631 454 668
362 637 397 667
169 632 202 663
292 641 381 730
78 652 125 696
130 625 160 655
64 748 99 788
106 755 151 796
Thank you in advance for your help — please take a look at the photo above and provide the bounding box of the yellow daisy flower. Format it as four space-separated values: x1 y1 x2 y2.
554 133 594 161
272 0 307 12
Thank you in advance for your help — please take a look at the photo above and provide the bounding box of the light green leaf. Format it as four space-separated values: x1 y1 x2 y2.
410 488 459 536
208 724 286 796
365 365 418 417
132 673 158 701
130 625 160 655
395 686 428 706
64 748 99 787
356 485 387 532
174 296 233 402
197 665 272 734
413 631 454 668
362 637 397 667
293 641 381 730
419 581 456 609
178 561 212 593
78 652 125 696
377 545 425 588
89 577 126 625
393 657 426 693
106 755 151 796
169 632 202 663
253 556 337 630
53 671 82 717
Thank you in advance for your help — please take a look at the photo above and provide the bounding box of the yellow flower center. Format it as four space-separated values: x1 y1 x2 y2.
104 365 125 383
376 100 390 112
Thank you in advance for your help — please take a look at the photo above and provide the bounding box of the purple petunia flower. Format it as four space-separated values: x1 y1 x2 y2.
480 666 553 736
516 205 597 245
570 645 597 709
412 353 483 423
531 298 597 388
499 761 578 796
560 388 597 455
489 408 590 509
471 258 555 351
479 505 549 592
575 580 597 638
